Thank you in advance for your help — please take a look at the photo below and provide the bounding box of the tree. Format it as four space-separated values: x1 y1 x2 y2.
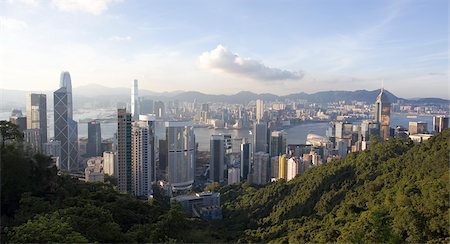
7 212 88 243
0 120 22 148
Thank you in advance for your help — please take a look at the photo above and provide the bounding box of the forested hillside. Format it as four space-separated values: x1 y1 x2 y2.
218 129 449 243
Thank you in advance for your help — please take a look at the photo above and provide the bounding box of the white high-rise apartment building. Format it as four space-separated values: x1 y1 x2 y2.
132 115 155 198
256 99 264 122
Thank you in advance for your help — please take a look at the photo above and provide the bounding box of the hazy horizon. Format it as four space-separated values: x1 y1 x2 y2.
1 0 448 99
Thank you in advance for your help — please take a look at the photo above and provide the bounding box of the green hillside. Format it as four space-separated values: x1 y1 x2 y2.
218 129 449 243
1 120 448 243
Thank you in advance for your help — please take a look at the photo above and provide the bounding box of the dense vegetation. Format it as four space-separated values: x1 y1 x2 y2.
217 129 449 242
1 120 448 243
0 122 218 243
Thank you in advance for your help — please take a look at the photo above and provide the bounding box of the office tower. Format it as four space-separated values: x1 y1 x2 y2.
54 72 78 171
228 167 240 185
117 108 132 193
132 115 155 198
24 129 41 152
131 79 139 120
10 109 27 132
252 152 270 185
271 156 279 179
433 116 449 133
87 121 102 156
140 99 154 114
256 99 264 121
103 151 117 176
409 121 428 135
201 103 209 112
374 87 391 140
253 121 269 153
166 121 195 192
43 140 61 168
278 154 287 179
60 71 73 118
286 157 299 181
154 101 165 119
361 120 380 141
337 140 347 158
200 104 209 123
287 144 312 158
240 140 251 180
335 121 353 139
210 135 225 183
270 131 287 157
26 93 47 147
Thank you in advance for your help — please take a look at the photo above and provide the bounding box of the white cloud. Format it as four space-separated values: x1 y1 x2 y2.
109 35 131 41
198 45 304 81
51 0 121 15
0 16 28 30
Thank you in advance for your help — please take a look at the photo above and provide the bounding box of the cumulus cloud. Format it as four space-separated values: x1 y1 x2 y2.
0 16 28 30
109 35 131 41
51 0 121 15
198 45 304 81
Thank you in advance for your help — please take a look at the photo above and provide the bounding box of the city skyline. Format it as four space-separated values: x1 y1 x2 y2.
1 0 448 98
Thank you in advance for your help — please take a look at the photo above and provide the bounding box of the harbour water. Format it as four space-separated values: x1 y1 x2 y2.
0 111 437 152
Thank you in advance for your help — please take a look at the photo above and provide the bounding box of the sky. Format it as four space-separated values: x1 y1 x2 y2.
0 0 448 98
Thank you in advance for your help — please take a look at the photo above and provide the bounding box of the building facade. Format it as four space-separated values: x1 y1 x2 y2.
166 121 195 192
374 88 391 140
54 72 78 171
131 115 155 198
87 120 102 156
210 135 225 183
26 93 47 147
117 108 132 193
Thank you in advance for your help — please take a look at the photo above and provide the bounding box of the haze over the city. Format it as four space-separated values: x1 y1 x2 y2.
0 0 448 98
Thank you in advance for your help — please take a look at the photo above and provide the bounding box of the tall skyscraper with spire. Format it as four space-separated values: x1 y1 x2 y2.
374 86 391 141
131 79 139 120
54 71 78 171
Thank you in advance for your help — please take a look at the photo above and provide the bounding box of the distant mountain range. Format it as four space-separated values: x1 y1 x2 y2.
1 83 448 110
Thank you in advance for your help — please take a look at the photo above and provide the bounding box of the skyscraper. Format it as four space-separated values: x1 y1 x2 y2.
166 121 195 192
131 79 139 120
252 152 270 185
210 135 225 183
117 108 132 193
374 87 391 140
408 121 428 134
270 131 287 157
433 116 449 133
256 99 264 122
240 139 251 180
9 109 27 132
26 93 47 147
132 115 155 198
154 101 165 119
253 121 269 153
54 72 78 171
103 151 117 176
87 120 102 156
140 98 154 114
278 154 287 180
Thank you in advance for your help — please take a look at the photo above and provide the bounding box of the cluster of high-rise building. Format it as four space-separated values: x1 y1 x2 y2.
7 75 449 207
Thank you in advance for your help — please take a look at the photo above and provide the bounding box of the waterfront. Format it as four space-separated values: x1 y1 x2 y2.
0 111 438 152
